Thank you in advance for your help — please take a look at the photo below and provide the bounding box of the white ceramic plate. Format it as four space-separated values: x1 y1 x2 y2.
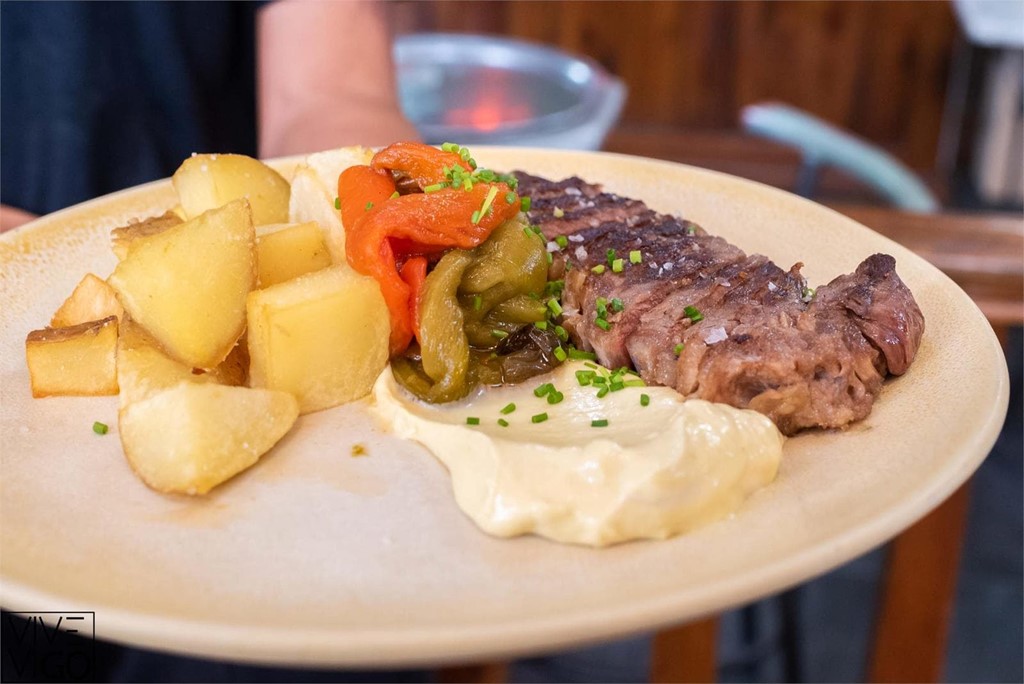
0 149 1008 667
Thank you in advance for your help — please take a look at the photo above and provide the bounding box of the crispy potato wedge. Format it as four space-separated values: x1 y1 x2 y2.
256 222 332 288
119 382 298 495
173 153 290 225
108 200 256 370
50 274 123 327
110 211 183 261
247 265 389 413
26 316 119 397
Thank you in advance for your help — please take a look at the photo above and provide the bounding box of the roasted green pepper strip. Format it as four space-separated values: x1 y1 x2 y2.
393 217 562 403
413 249 475 402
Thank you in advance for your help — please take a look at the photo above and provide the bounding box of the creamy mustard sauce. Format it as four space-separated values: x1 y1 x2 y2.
371 361 784 547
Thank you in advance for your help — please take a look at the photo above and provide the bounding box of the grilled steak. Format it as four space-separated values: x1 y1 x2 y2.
514 172 925 435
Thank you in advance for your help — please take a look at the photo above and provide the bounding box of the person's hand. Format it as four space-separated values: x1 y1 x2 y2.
1 204 36 232
257 0 420 157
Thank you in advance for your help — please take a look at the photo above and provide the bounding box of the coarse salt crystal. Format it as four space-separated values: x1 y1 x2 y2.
565 187 582 195
768 282 778 292
704 326 728 345
575 246 588 260
546 241 559 252
663 261 674 271
568 234 584 242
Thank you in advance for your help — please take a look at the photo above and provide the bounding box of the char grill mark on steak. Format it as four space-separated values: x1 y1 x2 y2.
513 172 925 435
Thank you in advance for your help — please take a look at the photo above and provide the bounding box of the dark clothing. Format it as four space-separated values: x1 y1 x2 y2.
1 1 260 215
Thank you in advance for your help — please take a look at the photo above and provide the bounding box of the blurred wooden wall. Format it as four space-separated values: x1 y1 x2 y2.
395 1 957 171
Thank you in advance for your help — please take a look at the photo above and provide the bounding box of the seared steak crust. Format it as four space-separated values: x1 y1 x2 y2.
514 172 925 435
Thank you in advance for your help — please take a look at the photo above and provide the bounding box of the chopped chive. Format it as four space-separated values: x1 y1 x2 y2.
595 318 611 331
546 251 553 264
554 325 568 342
591 419 609 428
612 258 624 273
523 226 536 238
442 142 458 152
467 158 477 169
596 386 610 398
423 183 445 193
640 393 651 407
610 298 624 312
479 185 500 219
596 297 608 317
390 191 400 199
500 402 517 415
592 375 607 385
491 329 509 340
473 295 482 311
505 191 517 204
674 343 684 356
584 361 600 369
554 346 567 362
459 147 471 161
547 298 563 316
497 418 510 427
466 417 480 425
471 210 481 224
568 348 597 361
520 197 532 212
555 235 569 249
609 380 625 392
531 412 549 423
606 248 617 266
576 370 595 385
334 197 341 210
591 264 606 274
534 382 554 397
463 177 473 191
547 390 565 404
365 201 374 211
629 250 642 264
92 421 108 435
684 305 704 322
553 207 565 218
624 379 646 387
534 320 549 330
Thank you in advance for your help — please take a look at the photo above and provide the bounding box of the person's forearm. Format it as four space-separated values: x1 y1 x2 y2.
1 204 37 232
257 0 419 157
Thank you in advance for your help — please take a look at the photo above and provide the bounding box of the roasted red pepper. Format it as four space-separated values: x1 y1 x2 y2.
370 141 470 189
337 143 520 356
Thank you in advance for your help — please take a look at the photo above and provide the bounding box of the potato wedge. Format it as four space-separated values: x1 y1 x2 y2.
119 382 298 495
256 222 332 288
247 265 389 413
288 146 373 263
110 211 183 260
26 316 119 397
50 274 123 327
108 199 256 370
117 319 244 405
173 153 290 225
